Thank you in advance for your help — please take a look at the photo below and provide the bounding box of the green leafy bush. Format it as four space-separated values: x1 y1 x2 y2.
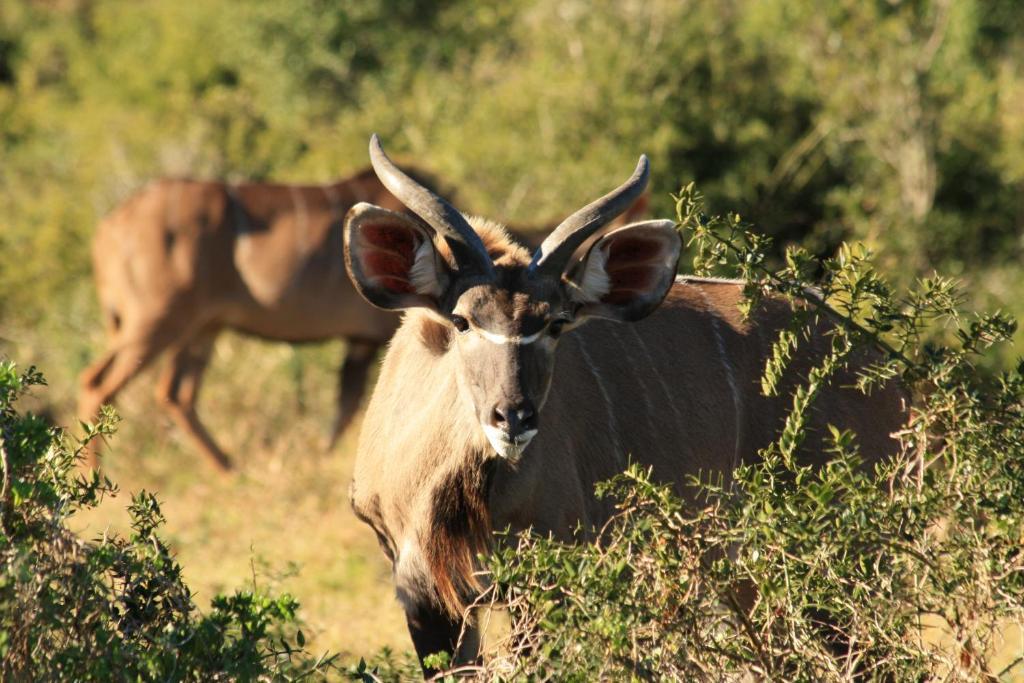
481 186 1024 681
3 1 1023 348
0 361 348 680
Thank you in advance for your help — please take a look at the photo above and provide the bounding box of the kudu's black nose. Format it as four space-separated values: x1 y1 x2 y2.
489 401 537 437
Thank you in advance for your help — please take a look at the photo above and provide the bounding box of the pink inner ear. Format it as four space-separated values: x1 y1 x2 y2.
600 233 668 305
358 220 421 294
362 223 417 257
371 274 416 294
363 252 417 290
604 265 658 303
607 236 663 263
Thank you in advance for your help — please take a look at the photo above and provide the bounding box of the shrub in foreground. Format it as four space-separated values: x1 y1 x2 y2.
0 362 355 680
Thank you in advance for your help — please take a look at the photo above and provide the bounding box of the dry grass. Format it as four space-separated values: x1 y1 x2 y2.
8 326 411 662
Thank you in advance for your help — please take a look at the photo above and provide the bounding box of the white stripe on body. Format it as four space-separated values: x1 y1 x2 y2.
322 183 342 217
628 325 686 428
693 288 743 466
576 335 624 465
609 325 657 435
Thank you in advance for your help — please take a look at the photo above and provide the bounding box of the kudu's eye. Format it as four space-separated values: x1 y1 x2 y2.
450 315 470 334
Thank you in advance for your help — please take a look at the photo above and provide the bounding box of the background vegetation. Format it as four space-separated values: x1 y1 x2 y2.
1 0 1022 678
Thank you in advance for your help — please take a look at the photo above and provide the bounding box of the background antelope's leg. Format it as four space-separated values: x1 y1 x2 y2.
154 329 231 471
77 349 120 468
78 349 119 415
404 602 480 677
327 339 379 448
77 323 180 468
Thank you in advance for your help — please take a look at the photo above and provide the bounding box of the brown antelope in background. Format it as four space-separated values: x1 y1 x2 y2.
77 168 426 471
344 135 906 673
77 165 647 471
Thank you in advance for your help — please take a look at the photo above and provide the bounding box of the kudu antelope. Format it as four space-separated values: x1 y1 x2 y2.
77 167 434 471
346 136 906 672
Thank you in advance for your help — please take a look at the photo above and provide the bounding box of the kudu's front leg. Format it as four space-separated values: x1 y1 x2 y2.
404 601 480 679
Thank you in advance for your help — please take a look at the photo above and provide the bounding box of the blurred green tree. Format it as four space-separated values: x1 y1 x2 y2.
1 0 1021 362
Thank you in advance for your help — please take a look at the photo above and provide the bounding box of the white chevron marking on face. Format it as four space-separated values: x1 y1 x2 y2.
475 327 545 345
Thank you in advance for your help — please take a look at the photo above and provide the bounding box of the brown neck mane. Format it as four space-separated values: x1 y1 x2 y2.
425 443 495 617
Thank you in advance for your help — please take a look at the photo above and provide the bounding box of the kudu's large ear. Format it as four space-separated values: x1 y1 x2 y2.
345 203 450 311
566 220 681 322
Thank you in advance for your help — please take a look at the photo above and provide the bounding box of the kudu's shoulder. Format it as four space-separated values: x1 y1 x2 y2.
661 276 749 330
662 275 823 334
